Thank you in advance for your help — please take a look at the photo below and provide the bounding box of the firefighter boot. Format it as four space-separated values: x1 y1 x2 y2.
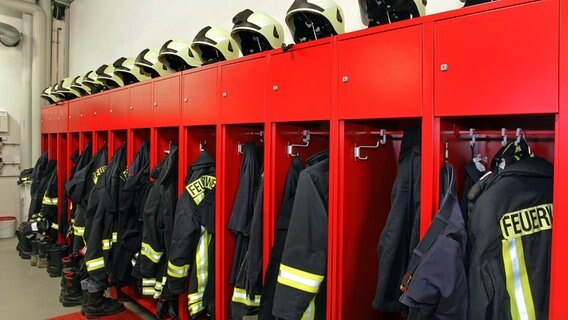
37 241 49 268
30 240 39 266
84 291 125 318
18 232 32 259
61 272 83 307
48 245 63 277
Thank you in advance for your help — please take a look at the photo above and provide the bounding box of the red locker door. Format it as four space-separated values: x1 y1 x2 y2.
434 0 558 116
338 25 423 119
153 75 181 127
220 57 267 123
57 102 68 133
109 88 129 129
129 82 153 128
68 101 81 132
182 68 218 125
41 107 49 133
269 42 332 121
79 98 94 131
91 94 109 131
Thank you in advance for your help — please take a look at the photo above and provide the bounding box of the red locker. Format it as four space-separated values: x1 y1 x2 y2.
109 88 129 129
91 94 110 131
129 82 153 129
338 25 423 119
269 41 333 121
68 100 82 132
182 68 218 125
153 74 181 127
433 0 558 116
220 57 267 123
56 102 69 133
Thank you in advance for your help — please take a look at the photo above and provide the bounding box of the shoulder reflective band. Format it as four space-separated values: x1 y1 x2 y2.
141 242 163 263
231 287 261 307
102 239 111 250
301 297 316 320
189 300 205 316
51 223 59 230
42 195 58 206
502 238 536 320
167 261 190 278
277 263 324 294
74 225 84 236
112 232 118 243
86 257 105 272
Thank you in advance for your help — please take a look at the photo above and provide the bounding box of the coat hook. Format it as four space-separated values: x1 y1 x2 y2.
501 128 507 146
199 140 206 151
238 142 244 154
514 128 522 146
469 128 476 148
353 129 387 161
444 139 449 163
287 130 310 157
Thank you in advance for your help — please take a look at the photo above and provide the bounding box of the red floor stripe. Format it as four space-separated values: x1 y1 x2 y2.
46 308 143 320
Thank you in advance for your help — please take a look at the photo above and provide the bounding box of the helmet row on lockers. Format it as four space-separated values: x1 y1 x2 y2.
41 0 426 104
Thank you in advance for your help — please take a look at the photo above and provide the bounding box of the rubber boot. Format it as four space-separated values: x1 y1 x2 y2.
61 272 83 307
81 290 89 315
59 268 75 303
84 290 124 318
48 245 63 277
18 232 32 259
37 241 49 268
30 240 39 266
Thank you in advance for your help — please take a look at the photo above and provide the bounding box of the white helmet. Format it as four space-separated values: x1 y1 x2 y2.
191 26 239 64
53 77 82 100
82 70 107 93
359 0 425 27
96 64 124 89
285 0 345 44
135 48 172 78
159 40 203 71
231 9 285 56
70 75 92 96
113 56 151 85
41 85 62 104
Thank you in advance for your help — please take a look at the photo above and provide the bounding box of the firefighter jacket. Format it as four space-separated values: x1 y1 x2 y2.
23 160 58 240
273 157 329 320
260 152 327 320
139 145 178 299
228 142 262 284
373 127 421 313
67 145 107 253
231 174 264 319
166 150 216 318
399 164 468 320
467 156 553 320
28 151 49 221
85 144 127 285
111 141 150 286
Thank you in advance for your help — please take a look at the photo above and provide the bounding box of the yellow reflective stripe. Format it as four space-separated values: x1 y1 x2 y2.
86 257 105 272
51 223 59 230
195 230 210 296
231 287 261 307
301 297 316 320
102 239 111 250
141 242 163 263
73 226 84 236
188 301 205 316
42 195 58 206
142 278 156 286
112 232 118 243
502 239 535 320
188 292 204 303
278 263 324 294
167 261 189 278
142 287 156 296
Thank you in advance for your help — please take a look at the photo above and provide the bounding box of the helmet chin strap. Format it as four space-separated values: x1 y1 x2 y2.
302 12 318 40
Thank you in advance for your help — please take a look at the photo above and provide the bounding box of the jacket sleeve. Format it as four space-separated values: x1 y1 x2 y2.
273 171 327 320
166 194 199 295
139 183 165 278
40 169 59 239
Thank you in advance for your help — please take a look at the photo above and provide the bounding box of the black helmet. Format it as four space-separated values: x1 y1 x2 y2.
285 0 345 44
231 9 284 56
191 26 239 65
359 0 425 27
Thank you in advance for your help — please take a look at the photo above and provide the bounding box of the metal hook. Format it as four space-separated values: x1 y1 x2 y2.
287 130 311 157
514 128 522 146
199 140 206 152
501 128 507 146
353 129 387 161
469 128 476 148
237 142 244 155
444 139 449 163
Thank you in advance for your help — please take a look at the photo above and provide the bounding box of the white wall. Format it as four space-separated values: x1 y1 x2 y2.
0 8 25 223
69 0 464 76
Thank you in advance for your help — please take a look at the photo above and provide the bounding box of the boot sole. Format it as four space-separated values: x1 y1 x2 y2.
84 306 125 319
62 300 82 307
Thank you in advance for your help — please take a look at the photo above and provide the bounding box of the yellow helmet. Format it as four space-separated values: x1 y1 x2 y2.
191 26 239 64
285 0 345 44
231 9 285 56
135 48 172 78
96 64 125 89
70 75 92 96
113 56 151 85
159 40 203 72
41 85 62 104
82 70 107 93
53 77 82 100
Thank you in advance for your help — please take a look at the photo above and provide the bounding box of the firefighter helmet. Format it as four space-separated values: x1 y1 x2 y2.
95 64 124 89
231 9 284 56
113 56 151 85
135 48 172 78
285 0 345 44
159 39 203 71
191 26 239 64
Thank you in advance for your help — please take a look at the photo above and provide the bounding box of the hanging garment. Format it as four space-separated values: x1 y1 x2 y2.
67 144 107 254
111 141 150 286
373 127 422 313
399 164 468 320
231 174 264 319
166 150 216 318
259 153 323 319
22 160 58 239
273 157 329 320
138 145 178 299
28 151 49 221
84 144 127 286
459 158 485 219
467 156 553 320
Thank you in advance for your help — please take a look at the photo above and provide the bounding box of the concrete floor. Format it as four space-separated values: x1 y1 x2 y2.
0 237 154 319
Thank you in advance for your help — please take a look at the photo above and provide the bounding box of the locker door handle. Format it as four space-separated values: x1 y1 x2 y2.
93 112 97 116
154 102 158 107
342 76 349 83
222 92 228 97
109 109 113 113
129 106 134 110
184 98 188 103
440 64 449 72
272 85 279 91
